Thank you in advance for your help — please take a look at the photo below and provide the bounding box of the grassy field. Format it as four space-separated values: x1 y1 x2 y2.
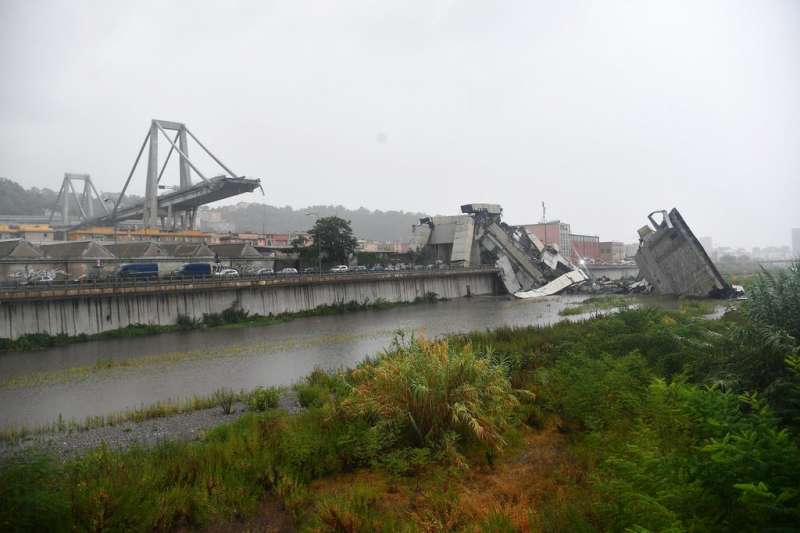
1 264 799 532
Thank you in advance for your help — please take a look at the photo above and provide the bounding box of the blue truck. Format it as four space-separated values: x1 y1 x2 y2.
175 262 224 278
116 263 159 280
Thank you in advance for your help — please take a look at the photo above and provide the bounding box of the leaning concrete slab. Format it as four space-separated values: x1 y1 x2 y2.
634 208 733 297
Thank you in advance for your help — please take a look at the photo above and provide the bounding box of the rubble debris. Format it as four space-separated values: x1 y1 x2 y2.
568 276 651 295
515 270 589 299
411 203 588 298
634 208 738 298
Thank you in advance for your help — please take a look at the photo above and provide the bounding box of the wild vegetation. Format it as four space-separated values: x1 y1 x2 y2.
1 263 799 531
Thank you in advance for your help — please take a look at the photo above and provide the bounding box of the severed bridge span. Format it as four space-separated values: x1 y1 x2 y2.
44 119 262 230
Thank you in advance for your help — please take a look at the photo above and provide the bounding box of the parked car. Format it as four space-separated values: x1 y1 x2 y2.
351 265 367 272
369 264 385 272
279 267 299 275
303 267 319 274
218 268 239 278
256 268 275 276
329 265 349 273
116 263 158 280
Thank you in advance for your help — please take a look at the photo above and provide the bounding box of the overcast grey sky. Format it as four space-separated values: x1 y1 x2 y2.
1 0 798 247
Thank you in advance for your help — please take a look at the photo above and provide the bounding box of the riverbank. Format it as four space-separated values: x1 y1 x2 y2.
0 293 443 352
3 269 798 533
0 391 304 462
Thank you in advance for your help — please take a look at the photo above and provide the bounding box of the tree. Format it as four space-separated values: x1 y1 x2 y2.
308 216 358 267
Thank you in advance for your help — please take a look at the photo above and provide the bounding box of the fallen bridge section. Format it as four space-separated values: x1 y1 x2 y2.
634 208 734 297
412 203 587 298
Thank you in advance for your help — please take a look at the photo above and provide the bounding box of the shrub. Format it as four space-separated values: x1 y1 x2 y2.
248 386 280 411
176 314 196 330
535 350 652 432
295 367 350 408
221 305 249 324
202 312 223 327
295 383 330 409
213 388 236 414
345 338 523 453
745 262 800 339
0 453 70 532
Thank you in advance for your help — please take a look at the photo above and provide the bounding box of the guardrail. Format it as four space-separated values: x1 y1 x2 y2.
0 266 500 302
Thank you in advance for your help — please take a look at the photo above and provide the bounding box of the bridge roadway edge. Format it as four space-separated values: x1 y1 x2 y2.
0 269 499 340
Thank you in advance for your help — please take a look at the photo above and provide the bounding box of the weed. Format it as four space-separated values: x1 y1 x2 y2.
213 388 236 415
248 386 280 411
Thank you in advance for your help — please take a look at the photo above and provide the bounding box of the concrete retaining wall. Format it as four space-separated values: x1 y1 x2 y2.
587 264 640 281
0 271 497 340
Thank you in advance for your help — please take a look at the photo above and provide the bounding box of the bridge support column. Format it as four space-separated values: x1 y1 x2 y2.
144 122 159 228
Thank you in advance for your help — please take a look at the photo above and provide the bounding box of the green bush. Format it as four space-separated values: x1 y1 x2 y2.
745 262 800 340
535 349 652 432
295 383 330 409
345 338 523 453
0 454 70 532
213 388 236 415
248 386 280 411
176 314 196 330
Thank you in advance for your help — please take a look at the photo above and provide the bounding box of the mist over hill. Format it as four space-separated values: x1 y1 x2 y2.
0 178 145 217
206 203 427 242
0 177 425 241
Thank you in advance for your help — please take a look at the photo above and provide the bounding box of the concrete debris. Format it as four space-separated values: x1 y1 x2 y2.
516 270 590 299
569 276 651 295
411 203 588 298
634 208 739 298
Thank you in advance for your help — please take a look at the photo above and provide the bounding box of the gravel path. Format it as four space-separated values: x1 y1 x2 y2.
0 391 303 462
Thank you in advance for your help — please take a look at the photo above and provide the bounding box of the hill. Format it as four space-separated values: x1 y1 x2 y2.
205 203 427 242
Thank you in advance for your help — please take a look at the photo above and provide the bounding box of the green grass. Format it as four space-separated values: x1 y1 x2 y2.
559 295 630 316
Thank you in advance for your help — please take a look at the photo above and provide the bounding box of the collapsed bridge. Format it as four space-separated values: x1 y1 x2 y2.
411 203 588 298
49 119 262 231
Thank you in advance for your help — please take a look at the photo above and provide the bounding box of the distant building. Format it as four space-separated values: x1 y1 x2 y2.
522 221 572 256
569 234 599 262
0 239 44 259
599 241 625 263
38 240 114 260
157 242 214 259
358 240 411 254
208 243 262 259
794 228 800 257
624 243 639 259
0 224 54 242
103 242 166 259
67 226 210 243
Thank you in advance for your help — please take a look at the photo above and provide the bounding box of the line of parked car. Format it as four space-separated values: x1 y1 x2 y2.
5 261 456 287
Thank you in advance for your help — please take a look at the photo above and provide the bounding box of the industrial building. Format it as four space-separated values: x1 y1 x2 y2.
599 241 625 263
570 234 600 262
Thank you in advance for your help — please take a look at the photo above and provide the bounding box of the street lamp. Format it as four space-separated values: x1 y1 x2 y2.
306 212 322 273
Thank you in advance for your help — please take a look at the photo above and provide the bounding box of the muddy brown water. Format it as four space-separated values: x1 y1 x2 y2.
0 294 725 430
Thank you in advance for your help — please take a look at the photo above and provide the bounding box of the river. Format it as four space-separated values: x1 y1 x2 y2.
0 294 717 430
